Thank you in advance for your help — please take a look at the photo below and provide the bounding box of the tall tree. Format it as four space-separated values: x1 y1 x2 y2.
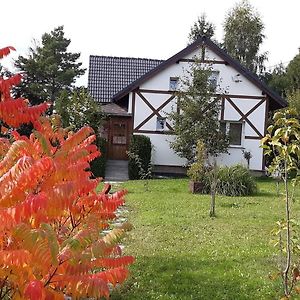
188 14 215 44
285 49 300 92
168 62 228 164
14 26 85 105
263 63 288 97
223 0 267 74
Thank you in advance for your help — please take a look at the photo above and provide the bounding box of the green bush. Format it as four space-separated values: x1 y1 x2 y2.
199 164 257 196
215 164 257 196
90 137 107 178
128 135 152 180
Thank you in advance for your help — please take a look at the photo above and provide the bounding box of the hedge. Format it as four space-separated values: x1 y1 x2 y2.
128 135 152 180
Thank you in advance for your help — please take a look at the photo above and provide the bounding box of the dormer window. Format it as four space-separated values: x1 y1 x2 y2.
169 77 179 91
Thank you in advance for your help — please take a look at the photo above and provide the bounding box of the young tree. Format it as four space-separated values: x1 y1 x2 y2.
223 0 267 74
169 62 228 164
169 62 228 218
14 26 85 105
188 14 215 44
0 46 133 299
261 109 300 298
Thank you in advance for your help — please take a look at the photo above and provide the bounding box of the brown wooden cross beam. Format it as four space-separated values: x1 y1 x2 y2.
225 96 266 138
134 90 175 131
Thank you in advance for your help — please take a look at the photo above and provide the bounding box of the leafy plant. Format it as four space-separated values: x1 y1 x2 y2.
90 136 107 178
128 135 152 180
215 164 257 196
187 140 207 182
0 46 133 299
127 151 152 191
55 87 103 132
261 109 300 298
242 150 252 169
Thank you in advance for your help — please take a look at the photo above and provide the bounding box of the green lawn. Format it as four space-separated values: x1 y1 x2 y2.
109 178 300 300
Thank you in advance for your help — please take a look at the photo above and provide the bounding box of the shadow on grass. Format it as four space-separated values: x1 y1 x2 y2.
110 255 279 300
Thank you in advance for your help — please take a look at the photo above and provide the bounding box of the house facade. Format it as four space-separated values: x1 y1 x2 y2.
88 36 286 173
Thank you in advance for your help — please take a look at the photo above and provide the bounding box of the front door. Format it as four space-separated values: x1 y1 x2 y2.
107 117 132 160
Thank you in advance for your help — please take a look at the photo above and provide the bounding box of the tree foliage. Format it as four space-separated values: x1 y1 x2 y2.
286 50 300 92
14 26 85 105
168 62 228 164
188 14 215 44
263 63 289 97
55 87 103 132
263 50 300 106
0 46 133 299
223 0 267 74
288 89 300 120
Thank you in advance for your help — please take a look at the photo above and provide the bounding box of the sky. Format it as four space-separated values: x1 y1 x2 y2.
1 0 299 86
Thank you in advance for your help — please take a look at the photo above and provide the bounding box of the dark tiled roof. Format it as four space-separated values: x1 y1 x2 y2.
88 56 164 103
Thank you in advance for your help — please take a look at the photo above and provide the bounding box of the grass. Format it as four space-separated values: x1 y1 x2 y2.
109 178 300 299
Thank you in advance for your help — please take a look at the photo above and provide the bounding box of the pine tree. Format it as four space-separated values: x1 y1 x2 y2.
188 14 215 44
14 26 85 105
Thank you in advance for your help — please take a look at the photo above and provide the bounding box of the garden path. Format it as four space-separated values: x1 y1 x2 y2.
104 160 129 182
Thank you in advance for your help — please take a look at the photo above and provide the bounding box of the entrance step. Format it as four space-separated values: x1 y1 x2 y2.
105 160 129 182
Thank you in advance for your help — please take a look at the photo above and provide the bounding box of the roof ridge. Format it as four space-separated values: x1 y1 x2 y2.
89 55 164 62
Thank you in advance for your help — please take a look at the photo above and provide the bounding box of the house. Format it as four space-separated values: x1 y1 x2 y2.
88 36 287 174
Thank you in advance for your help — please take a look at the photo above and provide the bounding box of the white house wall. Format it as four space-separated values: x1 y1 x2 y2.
129 46 268 171
217 139 263 170
136 133 186 166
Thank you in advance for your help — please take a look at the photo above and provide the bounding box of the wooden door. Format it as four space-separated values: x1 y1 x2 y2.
107 117 132 160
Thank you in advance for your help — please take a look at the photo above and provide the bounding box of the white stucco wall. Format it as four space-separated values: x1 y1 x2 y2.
129 45 267 171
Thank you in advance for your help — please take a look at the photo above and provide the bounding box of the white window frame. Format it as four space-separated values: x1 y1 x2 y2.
221 120 244 148
208 71 220 89
169 77 179 91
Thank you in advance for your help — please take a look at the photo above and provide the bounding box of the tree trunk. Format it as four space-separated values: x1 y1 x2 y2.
209 159 217 217
283 160 291 297
209 188 216 217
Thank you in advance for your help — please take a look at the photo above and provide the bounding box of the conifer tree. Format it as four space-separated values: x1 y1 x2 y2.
188 14 215 44
14 26 85 105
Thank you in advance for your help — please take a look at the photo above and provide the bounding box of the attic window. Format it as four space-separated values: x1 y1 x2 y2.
208 71 219 89
169 77 179 91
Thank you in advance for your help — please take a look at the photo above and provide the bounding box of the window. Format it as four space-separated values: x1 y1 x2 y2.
208 71 219 89
220 121 243 146
169 77 179 91
112 123 127 144
156 117 166 131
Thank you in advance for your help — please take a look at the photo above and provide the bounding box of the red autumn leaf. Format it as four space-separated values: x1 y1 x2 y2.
24 280 45 300
0 46 16 58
